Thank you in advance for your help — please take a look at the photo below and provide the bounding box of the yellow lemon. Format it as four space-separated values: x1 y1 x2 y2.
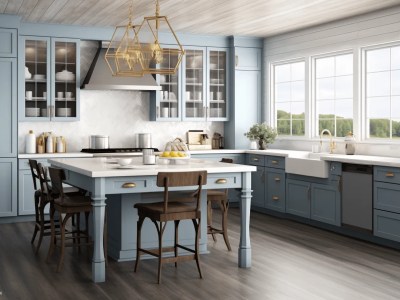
178 152 186 157
170 151 178 157
162 151 170 157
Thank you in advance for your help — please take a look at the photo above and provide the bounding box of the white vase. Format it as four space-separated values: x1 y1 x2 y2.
249 140 258 150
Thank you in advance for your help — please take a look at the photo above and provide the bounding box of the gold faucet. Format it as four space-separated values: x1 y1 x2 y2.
320 129 336 154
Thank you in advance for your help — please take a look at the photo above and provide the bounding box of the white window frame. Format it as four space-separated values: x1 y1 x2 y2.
311 50 355 139
362 41 400 141
269 58 308 138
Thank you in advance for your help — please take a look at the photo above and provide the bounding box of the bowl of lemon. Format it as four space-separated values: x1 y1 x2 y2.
159 138 190 164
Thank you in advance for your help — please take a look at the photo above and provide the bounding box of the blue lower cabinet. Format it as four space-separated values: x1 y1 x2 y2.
265 168 285 212
286 179 310 218
251 166 265 208
374 209 400 242
311 182 341 226
0 158 17 217
286 178 341 225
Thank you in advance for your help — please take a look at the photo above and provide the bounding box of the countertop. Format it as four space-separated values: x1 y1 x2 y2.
18 152 93 159
48 157 256 178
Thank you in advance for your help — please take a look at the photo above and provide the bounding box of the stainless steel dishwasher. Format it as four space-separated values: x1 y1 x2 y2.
341 163 373 232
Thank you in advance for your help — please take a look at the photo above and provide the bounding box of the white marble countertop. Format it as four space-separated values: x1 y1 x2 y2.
319 153 400 167
48 157 256 178
18 152 94 159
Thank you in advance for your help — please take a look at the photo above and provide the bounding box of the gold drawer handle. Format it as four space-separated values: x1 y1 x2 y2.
122 182 136 188
271 160 278 164
272 196 279 201
274 177 281 181
386 172 395 177
252 158 259 162
215 179 227 184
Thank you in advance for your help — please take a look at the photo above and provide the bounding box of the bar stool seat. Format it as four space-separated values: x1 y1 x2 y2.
134 170 207 284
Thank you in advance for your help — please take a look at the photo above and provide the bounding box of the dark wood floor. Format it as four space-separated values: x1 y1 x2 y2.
1 209 400 299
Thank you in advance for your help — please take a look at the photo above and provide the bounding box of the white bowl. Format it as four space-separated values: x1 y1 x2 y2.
25 107 40 117
33 74 45 80
56 107 72 117
117 158 132 166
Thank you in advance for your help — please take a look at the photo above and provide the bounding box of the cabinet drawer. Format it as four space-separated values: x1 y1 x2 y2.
266 156 285 169
106 177 155 194
247 154 265 166
374 181 400 213
374 166 400 184
19 158 50 170
374 209 400 242
265 168 285 212
207 173 241 189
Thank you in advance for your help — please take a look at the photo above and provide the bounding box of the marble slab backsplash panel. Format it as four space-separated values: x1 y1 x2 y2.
18 90 224 153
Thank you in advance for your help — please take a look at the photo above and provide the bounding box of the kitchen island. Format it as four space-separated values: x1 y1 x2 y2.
48 157 256 283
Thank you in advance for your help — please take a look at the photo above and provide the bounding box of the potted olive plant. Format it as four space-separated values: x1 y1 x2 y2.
244 123 277 150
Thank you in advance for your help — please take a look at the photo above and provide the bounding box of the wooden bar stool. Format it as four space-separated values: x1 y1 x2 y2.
45 166 93 272
207 158 233 251
28 159 55 253
134 170 207 284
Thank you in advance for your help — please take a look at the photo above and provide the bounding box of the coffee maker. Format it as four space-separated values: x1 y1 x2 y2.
212 132 224 149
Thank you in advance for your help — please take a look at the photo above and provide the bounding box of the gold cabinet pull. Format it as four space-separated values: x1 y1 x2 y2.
274 177 281 182
122 182 136 188
272 196 279 201
271 160 278 164
215 179 227 184
252 157 259 162
386 172 395 177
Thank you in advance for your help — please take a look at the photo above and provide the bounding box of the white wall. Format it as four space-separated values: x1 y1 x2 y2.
18 90 223 153
264 5 400 157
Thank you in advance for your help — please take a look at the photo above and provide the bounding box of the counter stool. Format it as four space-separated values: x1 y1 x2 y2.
29 159 55 253
134 170 207 284
207 158 233 251
45 166 107 272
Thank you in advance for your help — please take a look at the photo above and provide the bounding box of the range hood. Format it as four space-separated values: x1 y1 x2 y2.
80 41 161 91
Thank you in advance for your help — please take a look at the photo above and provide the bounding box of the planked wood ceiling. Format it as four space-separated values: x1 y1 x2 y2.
1 0 400 37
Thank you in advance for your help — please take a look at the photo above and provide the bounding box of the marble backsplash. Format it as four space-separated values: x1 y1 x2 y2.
18 90 224 153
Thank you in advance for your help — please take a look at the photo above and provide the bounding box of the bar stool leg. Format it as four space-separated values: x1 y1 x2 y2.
192 218 202 279
35 200 47 253
46 204 57 263
174 220 180 267
207 201 217 241
220 200 231 251
134 216 145 272
31 194 40 244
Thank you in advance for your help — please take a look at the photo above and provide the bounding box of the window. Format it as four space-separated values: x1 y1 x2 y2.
273 61 305 136
365 45 400 139
315 53 353 137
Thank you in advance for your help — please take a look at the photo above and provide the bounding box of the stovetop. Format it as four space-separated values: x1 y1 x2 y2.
81 148 159 153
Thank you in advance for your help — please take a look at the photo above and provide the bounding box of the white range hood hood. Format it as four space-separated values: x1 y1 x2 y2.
82 48 161 91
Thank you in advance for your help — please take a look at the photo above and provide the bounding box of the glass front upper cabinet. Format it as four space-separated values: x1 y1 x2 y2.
156 47 181 121
183 48 206 120
20 37 79 121
23 38 50 120
208 49 228 121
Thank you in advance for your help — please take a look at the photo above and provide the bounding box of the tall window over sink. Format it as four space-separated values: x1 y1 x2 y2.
314 53 353 137
365 44 400 139
272 60 305 136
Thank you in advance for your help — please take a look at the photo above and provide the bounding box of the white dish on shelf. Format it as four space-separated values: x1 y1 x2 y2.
56 107 72 117
210 63 218 69
25 107 40 117
33 74 46 80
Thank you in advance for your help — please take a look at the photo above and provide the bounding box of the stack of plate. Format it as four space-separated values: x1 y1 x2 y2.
33 74 46 80
56 107 72 117
26 108 40 117
55 70 75 81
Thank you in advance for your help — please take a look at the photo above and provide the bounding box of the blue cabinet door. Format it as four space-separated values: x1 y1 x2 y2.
0 58 17 157
0 158 17 217
251 166 265 208
0 28 17 57
265 168 286 212
311 182 341 226
286 179 310 218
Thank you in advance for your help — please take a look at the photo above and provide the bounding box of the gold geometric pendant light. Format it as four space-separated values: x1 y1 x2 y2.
136 0 185 75
105 3 144 77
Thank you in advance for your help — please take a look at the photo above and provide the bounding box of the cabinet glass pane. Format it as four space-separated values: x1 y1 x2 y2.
54 41 77 118
25 40 48 118
158 48 180 119
185 49 204 118
209 50 226 118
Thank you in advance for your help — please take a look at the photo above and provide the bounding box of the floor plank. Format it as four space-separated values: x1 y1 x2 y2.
1 209 400 299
